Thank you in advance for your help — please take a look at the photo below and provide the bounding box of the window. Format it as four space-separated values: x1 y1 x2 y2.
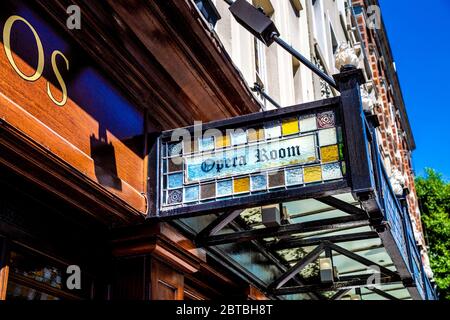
313 53 333 99
254 38 267 90
5 245 94 300
292 57 302 103
252 0 271 93
389 103 396 125
289 0 303 17
194 0 221 27
353 5 364 15
330 24 339 54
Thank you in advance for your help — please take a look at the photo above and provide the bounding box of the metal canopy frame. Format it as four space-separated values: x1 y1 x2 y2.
192 194 403 298
196 214 370 247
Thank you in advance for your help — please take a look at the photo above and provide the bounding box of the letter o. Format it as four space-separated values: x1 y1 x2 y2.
201 159 215 173
3 15 44 82
270 150 277 160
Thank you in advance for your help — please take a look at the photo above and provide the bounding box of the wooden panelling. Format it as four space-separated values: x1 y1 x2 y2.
0 1 147 216
111 223 200 275
0 122 144 226
111 222 247 300
151 259 183 300
35 0 261 130
247 285 269 300
0 92 146 213
112 256 147 300
184 284 207 300
0 238 10 300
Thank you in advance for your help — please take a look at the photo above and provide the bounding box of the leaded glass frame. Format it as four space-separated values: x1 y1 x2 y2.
154 97 351 218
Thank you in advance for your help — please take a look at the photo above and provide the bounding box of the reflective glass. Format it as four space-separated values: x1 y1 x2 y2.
199 136 215 151
282 118 299 136
304 166 322 183
286 168 303 185
251 174 267 191
299 115 317 132
234 177 250 193
217 179 233 197
318 128 337 146
231 130 247 145
322 163 343 180
184 185 199 202
321 145 339 163
265 122 281 139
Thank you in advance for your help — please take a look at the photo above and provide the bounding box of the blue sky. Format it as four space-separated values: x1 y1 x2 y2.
378 0 450 180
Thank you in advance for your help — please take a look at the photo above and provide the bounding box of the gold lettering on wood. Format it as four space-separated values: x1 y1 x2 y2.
47 50 69 106
2 15 69 107
3 15 44 82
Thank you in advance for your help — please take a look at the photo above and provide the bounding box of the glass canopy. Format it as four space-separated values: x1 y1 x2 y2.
177 190 413 300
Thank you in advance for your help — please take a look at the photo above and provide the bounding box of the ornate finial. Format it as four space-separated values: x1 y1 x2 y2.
334 42 359 72
360 87 374 113
389 167 405 196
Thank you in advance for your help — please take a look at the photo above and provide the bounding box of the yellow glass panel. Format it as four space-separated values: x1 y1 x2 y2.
321 145 339 163
248 128 264 141
215 134 230 148
233 177 250 193
304 166 322 183
282 118 299 136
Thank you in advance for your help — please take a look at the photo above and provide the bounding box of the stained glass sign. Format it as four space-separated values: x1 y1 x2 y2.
155 98 348 218
185 135 317 183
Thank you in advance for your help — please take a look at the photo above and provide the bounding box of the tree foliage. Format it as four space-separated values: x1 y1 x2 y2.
415 168 450 300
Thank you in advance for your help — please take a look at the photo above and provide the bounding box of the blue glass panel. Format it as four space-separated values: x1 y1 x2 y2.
184 185 199 202
251 175 267 191
217 180 233 197
286 168 303 185
322 163 342 180
168 173 183 189
168 142 183 157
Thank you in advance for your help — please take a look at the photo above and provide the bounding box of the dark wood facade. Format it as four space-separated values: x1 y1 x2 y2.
0 0 264 300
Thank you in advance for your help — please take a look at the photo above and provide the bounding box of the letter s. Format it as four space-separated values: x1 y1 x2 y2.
47 50 69 106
